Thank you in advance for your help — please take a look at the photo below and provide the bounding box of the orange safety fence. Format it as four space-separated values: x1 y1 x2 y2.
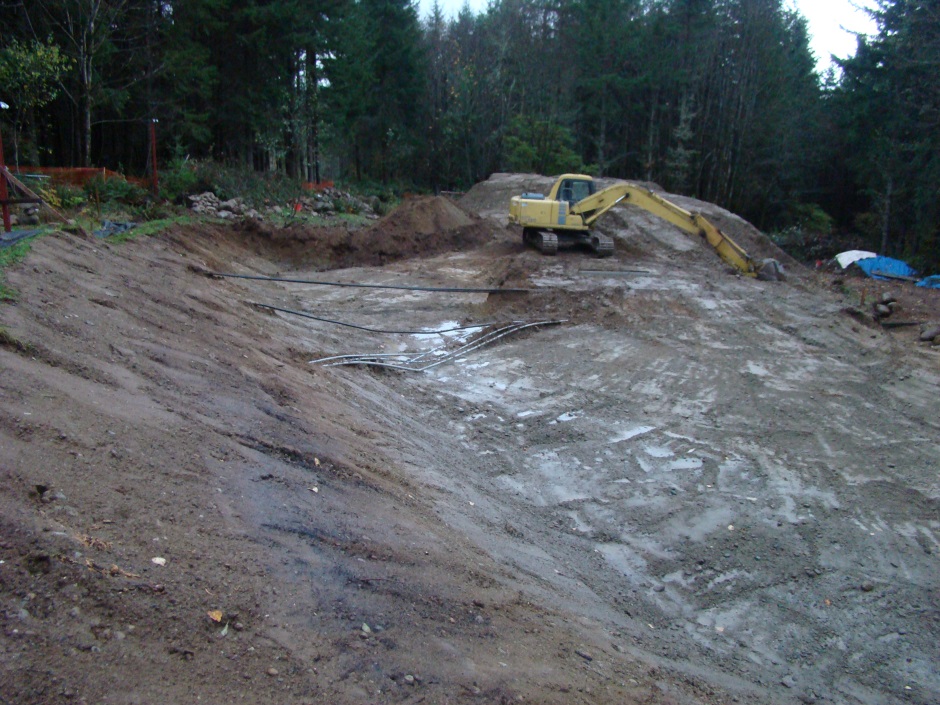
302 180 335 191
13 167 149 188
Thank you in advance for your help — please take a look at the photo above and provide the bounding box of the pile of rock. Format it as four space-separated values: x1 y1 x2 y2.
293 188 379 218
7 204 41 227
871 291 940 344
187 192 262 220
871 291 900 320
187 188 380 221
920 323 940 344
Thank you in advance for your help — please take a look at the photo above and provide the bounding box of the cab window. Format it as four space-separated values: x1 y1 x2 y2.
560 179 595 204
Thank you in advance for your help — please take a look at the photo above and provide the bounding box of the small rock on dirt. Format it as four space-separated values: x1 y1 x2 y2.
919 325 940 342
266 667 279 677
757 258 786 281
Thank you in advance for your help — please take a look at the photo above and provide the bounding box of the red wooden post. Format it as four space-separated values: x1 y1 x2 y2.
149 119 159 196
0 102 10 233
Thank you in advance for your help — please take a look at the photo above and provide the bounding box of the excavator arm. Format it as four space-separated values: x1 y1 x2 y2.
570 182 759 277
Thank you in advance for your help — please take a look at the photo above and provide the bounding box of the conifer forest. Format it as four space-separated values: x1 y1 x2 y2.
1 0 938 269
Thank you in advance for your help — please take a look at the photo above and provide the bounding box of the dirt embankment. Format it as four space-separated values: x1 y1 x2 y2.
1 178 937 705
0 202 720 705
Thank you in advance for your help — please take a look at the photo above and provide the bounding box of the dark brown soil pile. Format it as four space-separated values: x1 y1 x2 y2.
224 196 493 270
348 195 491 265
229 219 352 267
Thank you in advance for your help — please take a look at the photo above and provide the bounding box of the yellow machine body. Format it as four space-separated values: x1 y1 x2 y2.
510 174 762 277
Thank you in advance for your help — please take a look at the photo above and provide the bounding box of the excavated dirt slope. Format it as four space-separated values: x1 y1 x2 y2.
1 179 938 705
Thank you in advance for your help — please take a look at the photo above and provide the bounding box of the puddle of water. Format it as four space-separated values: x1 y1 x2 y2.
566 511 594 534
411 321 482 346
669 457 703 471
643 445 674 458
597 542 648 579
610 425 656 443
746 361 769 376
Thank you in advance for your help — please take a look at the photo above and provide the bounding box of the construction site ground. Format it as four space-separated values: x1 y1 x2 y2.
1 173 938 705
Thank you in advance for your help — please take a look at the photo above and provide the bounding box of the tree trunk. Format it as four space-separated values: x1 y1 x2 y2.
597 89 607 177
879 174 893 255
645 96 658 182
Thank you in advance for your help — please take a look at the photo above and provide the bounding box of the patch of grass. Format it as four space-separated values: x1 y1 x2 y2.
0 237 38 301
268 211 373 230
330 212 374 228
100 215 197 243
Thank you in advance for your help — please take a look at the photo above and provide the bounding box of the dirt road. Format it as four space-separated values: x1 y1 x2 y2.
1 176 938 704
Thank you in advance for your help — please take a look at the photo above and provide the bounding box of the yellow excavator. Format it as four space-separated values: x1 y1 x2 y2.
509 174 778 278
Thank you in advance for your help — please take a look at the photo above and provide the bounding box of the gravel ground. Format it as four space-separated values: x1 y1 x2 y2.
1 175 937 704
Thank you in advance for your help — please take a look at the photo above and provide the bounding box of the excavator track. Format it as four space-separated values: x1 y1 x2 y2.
590 234 614 257
524 228 558 255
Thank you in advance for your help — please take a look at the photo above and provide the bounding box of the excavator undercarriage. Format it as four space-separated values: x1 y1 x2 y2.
522 227 614 257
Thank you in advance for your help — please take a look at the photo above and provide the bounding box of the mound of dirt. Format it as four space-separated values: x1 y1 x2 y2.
229 219 353 267
347 195 491 265
460 173 553 220
219 196 494 271
460 173 801 275
375 194 475 234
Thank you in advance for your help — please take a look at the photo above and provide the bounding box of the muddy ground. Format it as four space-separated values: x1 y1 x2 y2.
1 175 938 705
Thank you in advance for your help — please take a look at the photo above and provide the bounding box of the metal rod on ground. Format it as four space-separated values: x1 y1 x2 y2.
334 321 559 372
253 302 498 335
880 320 925 329
317 320 564 372
580 268 652 275
417 321 563 372
310 324 516 367
401 322 529 367
206 270 529 294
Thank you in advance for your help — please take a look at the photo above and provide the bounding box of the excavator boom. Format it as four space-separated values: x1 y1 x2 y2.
574 183 758 277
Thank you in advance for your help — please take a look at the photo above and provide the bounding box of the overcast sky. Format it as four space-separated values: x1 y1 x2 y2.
414 0 877 72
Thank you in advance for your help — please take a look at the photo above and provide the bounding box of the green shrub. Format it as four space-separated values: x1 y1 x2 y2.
84 175 147 206
159 158 206 202
182 160 305 206
53 184 86 209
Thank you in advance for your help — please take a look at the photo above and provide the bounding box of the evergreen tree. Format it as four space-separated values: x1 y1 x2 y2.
835 0 940 268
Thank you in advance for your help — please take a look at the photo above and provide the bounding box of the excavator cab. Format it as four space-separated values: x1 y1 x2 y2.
557 177 595 205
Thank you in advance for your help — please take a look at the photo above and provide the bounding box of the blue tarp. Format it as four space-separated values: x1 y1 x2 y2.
916 275 940 289
93 220 136 238
855 256 918 280
0 229 43 248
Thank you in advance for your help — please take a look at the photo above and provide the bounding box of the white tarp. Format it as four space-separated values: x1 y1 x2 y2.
835 250 877 269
